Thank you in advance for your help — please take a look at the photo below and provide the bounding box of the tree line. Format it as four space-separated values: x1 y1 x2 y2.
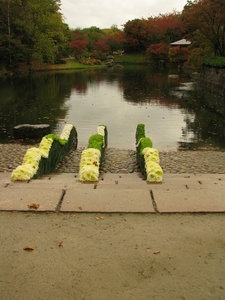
0 0 225 70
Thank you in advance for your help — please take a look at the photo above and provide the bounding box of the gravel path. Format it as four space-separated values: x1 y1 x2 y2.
0 144 225 174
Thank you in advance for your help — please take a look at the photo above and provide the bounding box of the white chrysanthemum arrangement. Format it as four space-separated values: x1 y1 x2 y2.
79 125 107 182
11 124 76 181
142 147 163 183
136 124 163 183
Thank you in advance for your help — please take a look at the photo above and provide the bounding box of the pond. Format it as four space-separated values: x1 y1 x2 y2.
0 65 225 150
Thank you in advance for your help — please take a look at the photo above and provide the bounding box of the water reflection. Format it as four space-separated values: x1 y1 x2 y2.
0 66 224 150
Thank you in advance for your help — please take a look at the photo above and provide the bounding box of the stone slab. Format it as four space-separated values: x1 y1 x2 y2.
0 187 62 211
152 174 225 190
152 189 225 213
98 173 145 183
61 188 154 212
151 174 225 213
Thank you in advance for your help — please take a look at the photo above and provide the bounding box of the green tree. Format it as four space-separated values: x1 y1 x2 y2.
82 26 104 52
0 0 69 68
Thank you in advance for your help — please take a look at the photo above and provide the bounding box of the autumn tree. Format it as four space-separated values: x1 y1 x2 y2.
153 12 185 44
94 40 109 53
182 0 225 56
69 29 87 59
146 43 169 61
123 13 184 54
123 19 149 52
102 26 125 53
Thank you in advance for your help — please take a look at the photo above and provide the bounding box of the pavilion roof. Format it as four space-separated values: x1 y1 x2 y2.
170 39 191 46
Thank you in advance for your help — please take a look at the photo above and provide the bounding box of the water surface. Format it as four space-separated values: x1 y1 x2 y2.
0 65 224 150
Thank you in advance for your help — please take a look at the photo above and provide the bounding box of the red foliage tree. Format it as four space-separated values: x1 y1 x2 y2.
69 39 87 58
69 29 87 58
123 19 149 52
94 40 109 53
182 0 225 56
146 42 169 61
123 13 185 53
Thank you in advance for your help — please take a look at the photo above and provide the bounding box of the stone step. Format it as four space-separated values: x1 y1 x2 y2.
0 172 224 213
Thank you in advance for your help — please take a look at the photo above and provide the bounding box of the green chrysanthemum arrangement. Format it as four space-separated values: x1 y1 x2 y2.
11 124 77 181
136 124 163 183
79 125 107 182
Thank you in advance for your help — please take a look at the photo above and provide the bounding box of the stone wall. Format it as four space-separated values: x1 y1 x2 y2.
197 66 225 115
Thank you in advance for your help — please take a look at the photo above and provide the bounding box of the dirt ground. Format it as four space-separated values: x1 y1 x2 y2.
0 211 225 300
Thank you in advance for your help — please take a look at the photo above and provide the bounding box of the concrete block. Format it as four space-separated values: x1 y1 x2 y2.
61 188 154 213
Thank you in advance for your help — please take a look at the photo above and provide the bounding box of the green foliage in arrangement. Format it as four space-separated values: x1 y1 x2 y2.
203 57 225 68
88 134 104 151
136 124 153 180
138 137 153 155
136 123 145 143
34 126 78 177
11 125 78 181
45 134 67 146
79 125 107 182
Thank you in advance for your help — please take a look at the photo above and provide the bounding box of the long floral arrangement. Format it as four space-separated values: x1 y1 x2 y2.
11 124 77 181
79 125 107 182
136 124 163 183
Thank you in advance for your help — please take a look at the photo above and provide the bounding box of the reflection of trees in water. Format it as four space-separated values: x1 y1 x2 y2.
118 66 185 106
1 67 224 149
0 73 71 141
178 89 225 149
68 66 225 149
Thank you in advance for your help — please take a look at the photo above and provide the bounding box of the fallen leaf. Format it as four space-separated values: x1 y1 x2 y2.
95 216 104 221
220 286 224 290
134 244 138 249
23 246 34 251
58 241 63 247
153 250 160 254
77 206 82 210
28 203 40 209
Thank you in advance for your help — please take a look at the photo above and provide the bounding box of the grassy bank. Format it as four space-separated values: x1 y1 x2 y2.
113 54 149 64
0 54 150 77
0 58 106 77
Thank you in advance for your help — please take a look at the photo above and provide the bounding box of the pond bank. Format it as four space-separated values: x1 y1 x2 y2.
1 144 225 174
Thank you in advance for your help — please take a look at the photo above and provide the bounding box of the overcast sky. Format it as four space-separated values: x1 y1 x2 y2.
60 0 188 29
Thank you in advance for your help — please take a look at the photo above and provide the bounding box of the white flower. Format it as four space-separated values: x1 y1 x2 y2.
23 147 42 164
79 148 101 182
97 125 105 136
39 137 53 158
60 124 73 140
11 164 36 181
142 147 160 163
81 148 101 159
79 165 99 182
145 161 163 183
